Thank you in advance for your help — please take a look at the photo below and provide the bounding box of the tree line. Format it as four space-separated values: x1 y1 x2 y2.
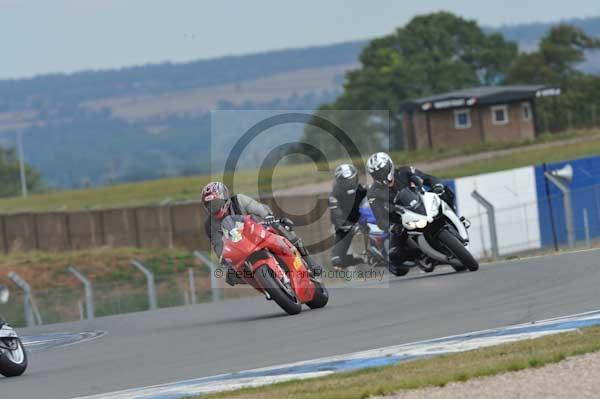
297 12 600 157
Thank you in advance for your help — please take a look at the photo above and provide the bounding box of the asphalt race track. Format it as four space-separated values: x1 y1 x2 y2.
2 249 600 398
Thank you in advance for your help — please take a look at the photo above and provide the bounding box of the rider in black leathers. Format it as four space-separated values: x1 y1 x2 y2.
329 164 367 270
366 152 455 275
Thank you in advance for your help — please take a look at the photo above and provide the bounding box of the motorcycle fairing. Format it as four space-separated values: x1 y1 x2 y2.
222 215 316 304
0 324 18 339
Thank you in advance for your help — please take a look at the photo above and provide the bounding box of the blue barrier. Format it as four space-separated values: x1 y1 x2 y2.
535 155 600 247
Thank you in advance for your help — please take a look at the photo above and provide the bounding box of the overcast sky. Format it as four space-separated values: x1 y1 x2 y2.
1 0 598 79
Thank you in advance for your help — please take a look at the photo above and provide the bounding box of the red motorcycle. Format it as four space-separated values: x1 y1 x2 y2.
220 215 328 315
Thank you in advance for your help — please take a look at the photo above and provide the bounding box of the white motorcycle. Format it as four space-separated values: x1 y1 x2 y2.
0 285 28 377
391 177 478 275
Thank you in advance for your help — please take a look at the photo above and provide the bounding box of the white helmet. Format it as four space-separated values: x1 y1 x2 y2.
366 152 394 185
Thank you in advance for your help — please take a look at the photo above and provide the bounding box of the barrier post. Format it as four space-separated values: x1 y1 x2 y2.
68 266 95 319
194 251 221 302
471 190 499 260
7 272 36 327
131 260 157 310
583 208 591 248
545 165 575 248
188 267 197 305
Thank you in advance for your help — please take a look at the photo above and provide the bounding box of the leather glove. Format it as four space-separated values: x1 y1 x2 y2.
432 183 445 195
263 215 277 226
338 223 353 232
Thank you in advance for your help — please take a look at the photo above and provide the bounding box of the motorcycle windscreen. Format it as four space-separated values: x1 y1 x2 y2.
221 215 266 261
396 188 426 215
221 215 245 238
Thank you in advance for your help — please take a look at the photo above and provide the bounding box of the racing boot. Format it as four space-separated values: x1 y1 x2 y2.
302 253 323 278
345 254 365 267
331 256 344 271
288 235 322 277
225 264 246 286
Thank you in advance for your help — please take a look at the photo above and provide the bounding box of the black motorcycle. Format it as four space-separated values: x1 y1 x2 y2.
0 285 28 377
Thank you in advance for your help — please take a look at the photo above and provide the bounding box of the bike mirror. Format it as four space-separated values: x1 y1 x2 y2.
0 285 9 304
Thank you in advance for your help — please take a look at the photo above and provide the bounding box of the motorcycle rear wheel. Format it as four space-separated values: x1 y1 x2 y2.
254 265 302 315
0 337 27 377
438 230 479 272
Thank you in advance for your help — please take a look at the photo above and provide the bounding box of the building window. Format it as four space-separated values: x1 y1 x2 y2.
454 109 471 129
491 105 509 125
522 102 532 121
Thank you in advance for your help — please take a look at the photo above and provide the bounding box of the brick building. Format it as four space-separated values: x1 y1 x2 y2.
401 85 560 151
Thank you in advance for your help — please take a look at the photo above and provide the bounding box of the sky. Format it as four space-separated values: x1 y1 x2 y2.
1 0 599 79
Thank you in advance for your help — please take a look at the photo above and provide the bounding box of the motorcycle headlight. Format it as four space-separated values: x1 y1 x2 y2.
406 218 428 229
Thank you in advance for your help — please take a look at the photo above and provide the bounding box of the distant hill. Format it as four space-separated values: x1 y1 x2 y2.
0 17 598 190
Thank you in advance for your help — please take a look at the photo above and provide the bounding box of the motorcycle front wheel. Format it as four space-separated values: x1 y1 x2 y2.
0 337 28 377
437 229 479 272
254 265 302 315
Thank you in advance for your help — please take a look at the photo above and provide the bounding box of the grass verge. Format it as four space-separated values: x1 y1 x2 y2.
194 325 600 399
0 247 197 290
432 133 600 179
0 247 209 326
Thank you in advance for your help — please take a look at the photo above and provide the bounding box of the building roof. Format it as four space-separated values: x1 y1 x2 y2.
403 85 561 112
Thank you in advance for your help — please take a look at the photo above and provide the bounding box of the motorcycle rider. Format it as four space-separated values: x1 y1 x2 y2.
366 152 455 275
329 164 367 270
201 182 322 285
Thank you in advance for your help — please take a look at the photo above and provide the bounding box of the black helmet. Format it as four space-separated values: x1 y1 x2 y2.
366 152 394 185
334 163 358 190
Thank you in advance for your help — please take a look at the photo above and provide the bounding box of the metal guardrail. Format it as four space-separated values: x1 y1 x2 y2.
194 251 221 303
131 260 157 310
544 164 575 248
68 266 95 320
7 272 42 327
471 190 499 260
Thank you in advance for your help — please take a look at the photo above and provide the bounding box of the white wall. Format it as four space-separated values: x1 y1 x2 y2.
455 166 541 258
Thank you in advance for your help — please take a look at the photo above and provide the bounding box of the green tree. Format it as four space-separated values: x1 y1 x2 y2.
298 12 518 153
507 25 600 133
506 24 600 85
0 146 42 197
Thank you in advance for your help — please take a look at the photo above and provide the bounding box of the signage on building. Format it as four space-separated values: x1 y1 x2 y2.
536 88 561 97
421 97 477 111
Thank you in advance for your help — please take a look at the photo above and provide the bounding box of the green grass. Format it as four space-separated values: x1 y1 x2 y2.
0 129 599 214
433 134 600 179
193 326 600 399
0 160 334 213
